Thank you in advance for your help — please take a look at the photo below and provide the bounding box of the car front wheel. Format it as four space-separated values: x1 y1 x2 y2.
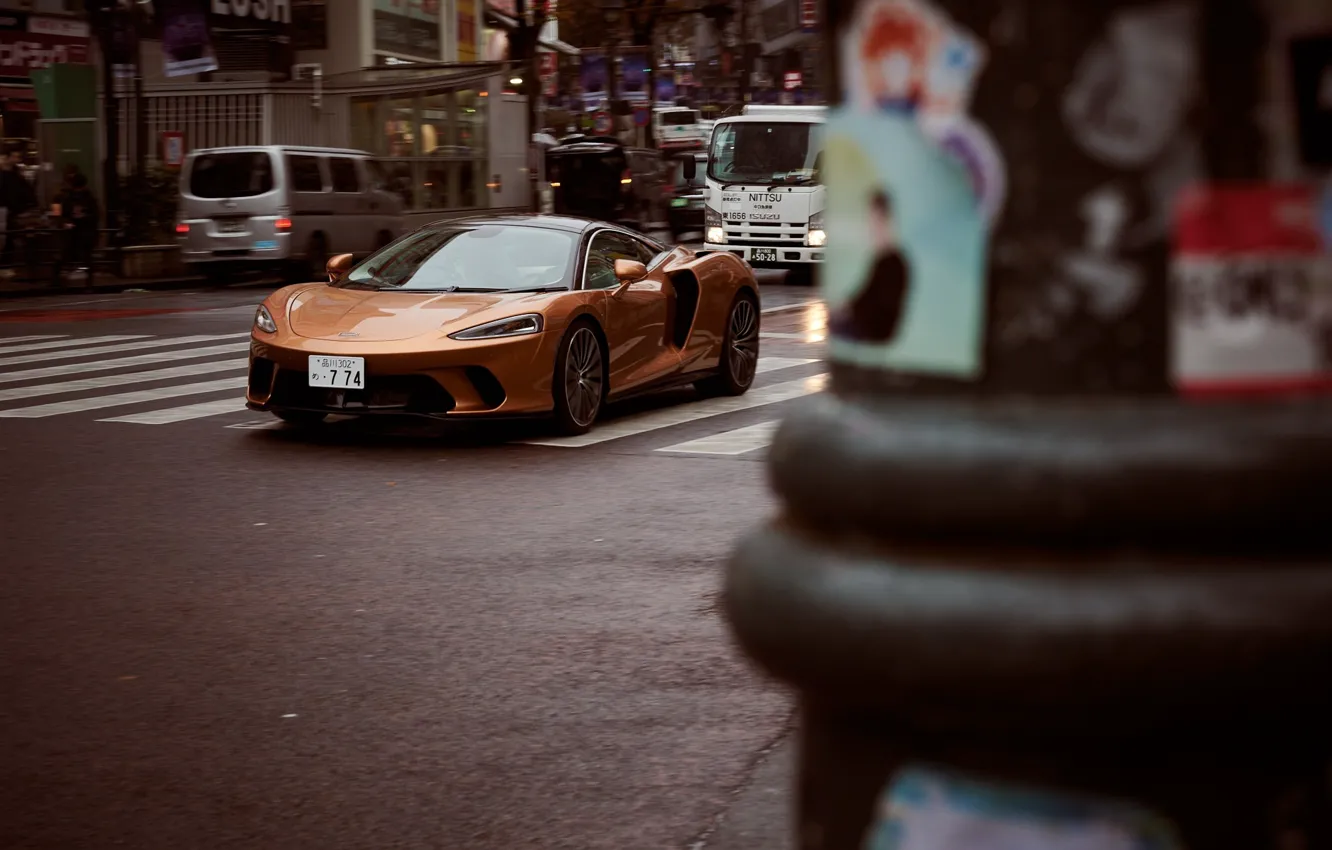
552 322 605 436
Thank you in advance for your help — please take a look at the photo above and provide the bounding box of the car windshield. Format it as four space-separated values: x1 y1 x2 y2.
707 121 824 184
188 151 275 198
339 224 577 292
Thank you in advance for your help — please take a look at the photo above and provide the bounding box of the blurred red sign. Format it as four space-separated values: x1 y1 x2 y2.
161 132 186 169
538 51 557 97
1172 183 1332 397
0 30 89 78
784 71 802 90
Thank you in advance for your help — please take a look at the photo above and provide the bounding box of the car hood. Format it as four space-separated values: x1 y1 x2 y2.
286 286 554 341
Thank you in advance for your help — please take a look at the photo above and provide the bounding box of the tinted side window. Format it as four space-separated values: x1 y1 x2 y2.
585 232 643 289
287 155 324 193
330 158 360 193
364 159 389 191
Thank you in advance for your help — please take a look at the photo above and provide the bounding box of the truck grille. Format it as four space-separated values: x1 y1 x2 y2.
723 221 808 244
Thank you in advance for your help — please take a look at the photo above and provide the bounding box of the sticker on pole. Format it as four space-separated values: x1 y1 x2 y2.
592 111 613 134
864 766 1183 850
1171 183 1332 397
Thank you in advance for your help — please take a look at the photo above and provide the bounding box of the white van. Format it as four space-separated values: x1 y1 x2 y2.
176 145 406 282
654 107 705 151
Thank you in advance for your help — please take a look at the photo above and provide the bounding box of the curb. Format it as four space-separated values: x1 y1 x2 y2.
0 275 278 301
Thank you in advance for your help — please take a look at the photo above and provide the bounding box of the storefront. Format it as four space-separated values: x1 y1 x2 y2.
0 10 90 159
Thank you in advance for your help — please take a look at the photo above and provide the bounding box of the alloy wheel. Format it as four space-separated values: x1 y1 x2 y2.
728 298 759 388
564 327 604 427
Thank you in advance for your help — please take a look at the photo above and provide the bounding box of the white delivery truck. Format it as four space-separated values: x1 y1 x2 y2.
689 104 827 284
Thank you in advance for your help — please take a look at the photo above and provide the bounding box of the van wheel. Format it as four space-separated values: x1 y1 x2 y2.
306 233 329 278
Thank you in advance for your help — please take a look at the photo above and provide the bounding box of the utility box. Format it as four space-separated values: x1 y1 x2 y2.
31 64 97 120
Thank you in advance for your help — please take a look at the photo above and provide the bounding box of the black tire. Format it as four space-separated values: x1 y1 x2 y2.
696 291 759 397
274 410 327 427
552 320 606 436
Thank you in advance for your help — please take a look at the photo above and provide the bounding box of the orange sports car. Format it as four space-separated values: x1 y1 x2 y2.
246 215 760 435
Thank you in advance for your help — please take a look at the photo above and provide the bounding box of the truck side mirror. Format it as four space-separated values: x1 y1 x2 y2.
682 157 697 181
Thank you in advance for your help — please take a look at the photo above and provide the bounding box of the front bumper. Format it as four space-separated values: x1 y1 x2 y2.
704 243 825 265
245 331 558 419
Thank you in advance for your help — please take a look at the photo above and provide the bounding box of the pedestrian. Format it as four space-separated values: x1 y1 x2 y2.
0 149 37 277
53 171 100 279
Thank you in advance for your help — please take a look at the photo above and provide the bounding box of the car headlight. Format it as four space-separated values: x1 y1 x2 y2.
805 211 826 247
448 313 544 340
254 304 277 334
705 207 726 244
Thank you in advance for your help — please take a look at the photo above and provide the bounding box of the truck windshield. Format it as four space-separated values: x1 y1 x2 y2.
708 121 824 184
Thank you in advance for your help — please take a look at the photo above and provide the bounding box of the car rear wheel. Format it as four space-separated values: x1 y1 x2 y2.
696 291 759 397
274 410 327 427
553 322 605 436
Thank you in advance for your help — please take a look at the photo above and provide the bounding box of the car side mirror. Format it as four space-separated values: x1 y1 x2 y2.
682 157 697 181
614 259 647 285
326 253 354 283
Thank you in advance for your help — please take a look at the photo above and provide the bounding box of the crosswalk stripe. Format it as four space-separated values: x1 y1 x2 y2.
0 334 151 355
0 376 246 418
655 420 780 456
0 343 246 384
0 359 249 402
0 333 249 367
100 398 251 425
522 373 827 448
0 334 70 345
755 356 816 373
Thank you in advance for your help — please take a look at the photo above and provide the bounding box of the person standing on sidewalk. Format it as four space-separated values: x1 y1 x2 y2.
0 149 38 279
52 171 100 285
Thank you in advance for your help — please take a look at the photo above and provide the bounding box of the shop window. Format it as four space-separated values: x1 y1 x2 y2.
350 97 381 155
386 96 418 156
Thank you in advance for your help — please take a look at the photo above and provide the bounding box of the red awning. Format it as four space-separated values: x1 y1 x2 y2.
0 86 35 100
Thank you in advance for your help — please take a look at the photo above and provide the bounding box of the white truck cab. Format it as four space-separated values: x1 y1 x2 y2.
697 104 826 283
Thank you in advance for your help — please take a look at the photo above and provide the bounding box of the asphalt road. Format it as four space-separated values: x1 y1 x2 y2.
0 271 822 849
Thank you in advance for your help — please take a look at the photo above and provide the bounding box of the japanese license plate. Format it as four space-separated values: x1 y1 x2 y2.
218 218 248 233
308 355 365 389
751 248 778 263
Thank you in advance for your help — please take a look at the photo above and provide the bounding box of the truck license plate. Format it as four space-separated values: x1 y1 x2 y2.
218 219 248 233
751 248 778 263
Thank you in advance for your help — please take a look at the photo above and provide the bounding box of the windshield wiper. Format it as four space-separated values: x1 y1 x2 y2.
498 284 569 293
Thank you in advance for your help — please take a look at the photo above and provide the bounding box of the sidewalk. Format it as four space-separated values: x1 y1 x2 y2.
0 268 209 299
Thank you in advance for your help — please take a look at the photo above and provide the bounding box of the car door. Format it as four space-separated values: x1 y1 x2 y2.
584 229 680 391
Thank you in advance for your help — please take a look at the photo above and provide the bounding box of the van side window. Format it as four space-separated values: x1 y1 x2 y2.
287 155 324 193
364 159 389 192
330 158 360 193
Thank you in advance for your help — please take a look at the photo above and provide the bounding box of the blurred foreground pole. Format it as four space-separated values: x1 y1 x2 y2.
724 0 1332 848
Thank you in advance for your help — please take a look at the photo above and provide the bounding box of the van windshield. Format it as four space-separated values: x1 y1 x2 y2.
660 111 699 126
188 151 275 199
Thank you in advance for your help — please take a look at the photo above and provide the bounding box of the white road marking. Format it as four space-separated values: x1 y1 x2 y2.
100 397 251 424
0 343 246 384
755 356 816 373
0 376 246 418
522 373 827 448
760 300 821 315
0 334 70 345
0 334 150 354
0 359 248 402
226 419 283 430
656 420 780 456
0 333 249 367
